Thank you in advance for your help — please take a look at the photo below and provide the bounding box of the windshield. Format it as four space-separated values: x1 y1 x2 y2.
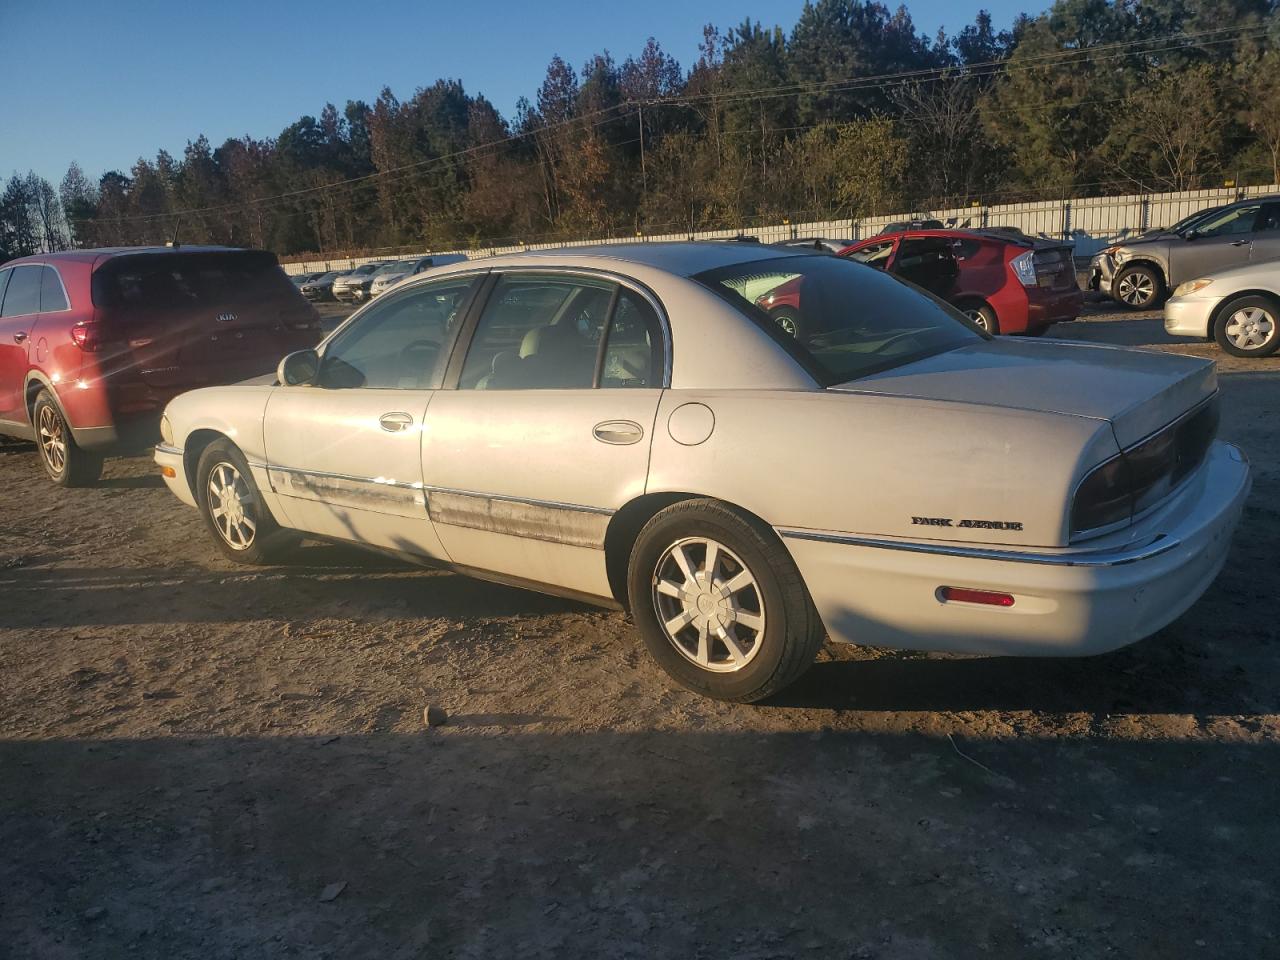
694 254 983 386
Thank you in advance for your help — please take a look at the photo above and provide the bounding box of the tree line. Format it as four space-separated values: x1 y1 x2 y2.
4 0 1279 263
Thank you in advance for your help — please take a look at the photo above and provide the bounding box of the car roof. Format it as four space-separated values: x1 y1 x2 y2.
465 241 805 277
4 245 262 269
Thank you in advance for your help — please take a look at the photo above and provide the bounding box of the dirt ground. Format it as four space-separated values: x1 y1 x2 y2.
2 301 1278 959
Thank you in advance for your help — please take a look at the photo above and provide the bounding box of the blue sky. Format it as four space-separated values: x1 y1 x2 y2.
0 0 1032 185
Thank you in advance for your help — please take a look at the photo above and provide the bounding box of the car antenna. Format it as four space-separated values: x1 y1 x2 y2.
166 217 181 248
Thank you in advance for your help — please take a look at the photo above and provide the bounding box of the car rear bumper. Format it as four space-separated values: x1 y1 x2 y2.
1163 294 1220 339
779 441 1249 656
1025 287 1083 328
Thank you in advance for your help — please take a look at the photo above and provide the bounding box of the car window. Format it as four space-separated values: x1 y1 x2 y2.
951 238 983 260
0 265 42 318
0 269 11 309
696 254 982 386
91 251 282 309
40 266 69 311
1258 204 1280 233
600 290 663 388
846 240 895 269
1196 205 1260 237
317 276 476 390
460 273 614 390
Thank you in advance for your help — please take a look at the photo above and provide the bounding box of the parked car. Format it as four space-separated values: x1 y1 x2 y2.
838 229 1080 334
300 270 345 302
331 261 392 303
0 246 321 486
1093 196 1280 309
154 242 1248 702
289 271 326 289
1164 257 1280 357
368 254 469 299
756 234 959 338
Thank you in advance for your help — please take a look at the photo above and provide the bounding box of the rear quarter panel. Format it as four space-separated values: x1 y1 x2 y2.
645 389 1119 548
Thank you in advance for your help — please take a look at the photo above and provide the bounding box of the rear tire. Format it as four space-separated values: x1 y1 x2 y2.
626 499 825 703
962 302 1000 335
33 391 103 487
769 308 806 341
196 439 297 564
1213 294 1280 358
1113 264 1165 309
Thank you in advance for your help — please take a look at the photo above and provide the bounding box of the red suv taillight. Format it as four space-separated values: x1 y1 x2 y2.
70 321 105 351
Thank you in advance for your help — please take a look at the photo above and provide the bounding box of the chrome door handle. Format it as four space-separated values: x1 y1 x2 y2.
379 412 414 432
593 420 643 445
13 332 26 343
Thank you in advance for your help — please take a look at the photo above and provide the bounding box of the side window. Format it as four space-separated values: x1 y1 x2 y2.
0 266 42 318
1197 205 1259 237
0 269 11 311
951 238 982 260
600 290 663 388
317 277 475 390
40 266 69 312
460 274 614 390
1258 204 1280 233
847 240 895 269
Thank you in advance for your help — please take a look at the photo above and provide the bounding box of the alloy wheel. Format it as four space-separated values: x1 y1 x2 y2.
1224 306 1276 351
38 405 67 475
651 537 766 673
775 315 799 337
206 461 257 550
1117 272 1155 306
963 307 992 332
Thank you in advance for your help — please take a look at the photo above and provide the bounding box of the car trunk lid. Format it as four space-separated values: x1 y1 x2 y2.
831 338 1216 449
91 251 319 388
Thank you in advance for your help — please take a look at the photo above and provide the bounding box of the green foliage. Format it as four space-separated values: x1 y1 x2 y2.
27 0 1280 257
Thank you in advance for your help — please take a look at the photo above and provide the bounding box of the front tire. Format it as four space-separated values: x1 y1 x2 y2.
626 499 825 702
1213 295 1280 358
196 439 296 564
1113 264 1165 309
34 391 103 487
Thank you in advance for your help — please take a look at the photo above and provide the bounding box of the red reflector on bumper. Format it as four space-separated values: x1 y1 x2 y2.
939 587 1015 607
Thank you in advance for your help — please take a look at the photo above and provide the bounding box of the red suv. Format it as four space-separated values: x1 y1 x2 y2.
0 246 321 486
839 229 1082 335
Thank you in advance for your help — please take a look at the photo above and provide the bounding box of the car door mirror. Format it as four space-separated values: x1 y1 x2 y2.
278 349 319 386
1183 229 1199 241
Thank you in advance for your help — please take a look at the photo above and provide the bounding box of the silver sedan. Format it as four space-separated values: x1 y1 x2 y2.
1164 257 1280 358
155 243 1249 701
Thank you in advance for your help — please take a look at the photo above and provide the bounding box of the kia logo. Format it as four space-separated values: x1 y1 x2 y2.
216 312 237 323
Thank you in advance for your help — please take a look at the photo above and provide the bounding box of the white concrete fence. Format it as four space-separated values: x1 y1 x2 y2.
281 183 1280 275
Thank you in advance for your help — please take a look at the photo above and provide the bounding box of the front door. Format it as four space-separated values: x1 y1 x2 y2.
1169 203 1261 287
422 272 667 600
0 265 41 424
263 274 481 558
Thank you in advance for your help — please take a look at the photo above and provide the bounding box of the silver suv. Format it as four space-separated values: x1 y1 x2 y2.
1092 197 1280 309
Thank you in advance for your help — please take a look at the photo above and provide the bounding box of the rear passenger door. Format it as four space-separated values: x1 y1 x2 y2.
1249 202 1280 265
421 271 667 601
0 265 41 423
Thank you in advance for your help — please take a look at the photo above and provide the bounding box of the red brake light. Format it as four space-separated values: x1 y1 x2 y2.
70 321 104 352
939 587 1015 607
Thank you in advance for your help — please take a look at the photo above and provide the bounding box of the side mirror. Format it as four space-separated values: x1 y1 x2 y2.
1183 229 1199 241
278 349 319 386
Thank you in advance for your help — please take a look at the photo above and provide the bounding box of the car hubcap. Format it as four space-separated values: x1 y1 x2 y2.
775 315 798 337
207 461 257 550
1118 272 1154 305
1225 307 1276 350
652 537 766 673
964 308 991 331
38 406 66 475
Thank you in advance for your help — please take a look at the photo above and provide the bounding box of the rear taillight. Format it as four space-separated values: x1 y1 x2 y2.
1071 397 1219 538
70 321 104 351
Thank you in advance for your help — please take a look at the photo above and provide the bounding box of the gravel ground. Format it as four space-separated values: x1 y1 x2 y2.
2 300 1278 959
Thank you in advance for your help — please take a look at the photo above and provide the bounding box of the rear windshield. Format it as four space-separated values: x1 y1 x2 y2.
695 254 983 386
92 251 282 309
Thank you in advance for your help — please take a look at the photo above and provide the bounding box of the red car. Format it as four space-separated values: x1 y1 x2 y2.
0 246 321 486
842 229 1082 335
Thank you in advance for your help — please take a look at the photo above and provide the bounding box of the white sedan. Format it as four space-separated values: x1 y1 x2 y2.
1164 257 1280 358
155 243 1251 702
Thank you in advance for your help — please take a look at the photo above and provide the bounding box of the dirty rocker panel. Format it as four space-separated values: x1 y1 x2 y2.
424 486 614 550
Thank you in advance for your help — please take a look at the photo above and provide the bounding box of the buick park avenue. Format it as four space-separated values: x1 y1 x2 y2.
154 243 1250 702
